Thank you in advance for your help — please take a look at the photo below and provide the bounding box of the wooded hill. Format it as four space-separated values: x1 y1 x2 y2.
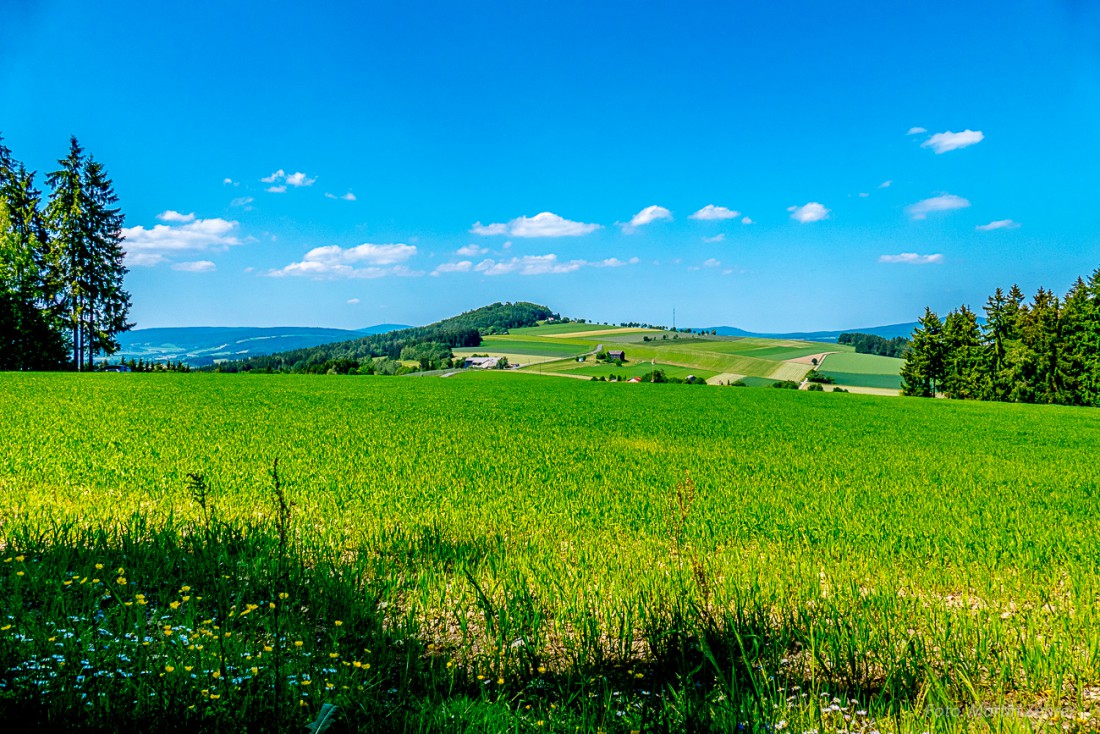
217 301 555 374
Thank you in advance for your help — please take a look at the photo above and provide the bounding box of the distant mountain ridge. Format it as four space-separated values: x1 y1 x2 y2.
113 325 409 367
705 322 919 342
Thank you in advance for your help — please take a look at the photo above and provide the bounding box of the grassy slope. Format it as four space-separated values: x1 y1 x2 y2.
1 373 1099 731
818 351 905 390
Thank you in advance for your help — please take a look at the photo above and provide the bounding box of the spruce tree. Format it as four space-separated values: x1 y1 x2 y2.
941 306 983 399
900 307 944 397
45 137 131 369
0 137 68 369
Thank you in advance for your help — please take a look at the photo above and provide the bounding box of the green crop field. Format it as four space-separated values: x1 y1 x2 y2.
817 352 905 391
2 373 1098 732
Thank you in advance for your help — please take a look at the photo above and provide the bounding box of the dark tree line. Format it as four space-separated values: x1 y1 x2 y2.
901 271 1100 405
837 332 909 358
221 302 555 373
0 134 131 370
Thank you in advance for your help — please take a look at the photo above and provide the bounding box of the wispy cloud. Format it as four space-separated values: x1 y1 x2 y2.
921 129 984 154
456 244 488 257
157 210 196 223
230 196 254 209
741 216 754 225
324 192 356 201
223 178 238 186
270 243 420 279
879 180 892 188
431 261 474 276
622 205 672 232
702 233 725 243
468 254 637 276
879 252 943 264
787 202 829 223
470 212 601 238
262 169 316 189
906 193 970 220
690 204 739 220
171 260 216 273
122 217 242 267
347 298 360 304
703 258 722 268
907 127 927 135
976 219 1020 231
266 185 287 194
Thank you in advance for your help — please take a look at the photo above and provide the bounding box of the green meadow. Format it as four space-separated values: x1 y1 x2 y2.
1 372 1097 732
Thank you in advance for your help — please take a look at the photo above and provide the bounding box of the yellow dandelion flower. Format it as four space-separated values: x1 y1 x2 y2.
294 640 303 648
1 625 11 631
170 601 181 610
269 602 276 609
117 567 124 574
185 666 194 672
209 694 220 700
497 677 504 685
95 564 103 570
334 620 343 626
329 652 338 659
538 666 546 674
63 580 72 586
264 645 273 652
301 679 311 686
165 665 175 673
278 592 289 600
180 585 191 592
91 578 99 583
212 671 221 679
16 571 24 577
182 596 191 602
251 667 259 675
116 577 127 585
15 556 24 562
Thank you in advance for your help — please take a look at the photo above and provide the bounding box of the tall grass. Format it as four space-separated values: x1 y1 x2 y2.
1 373 1098 731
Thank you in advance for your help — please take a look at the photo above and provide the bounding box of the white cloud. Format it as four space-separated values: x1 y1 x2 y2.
690 205 739 220
270 243 419 279
347 298 360 304
171 260 216 273
906 193 971 220
858 192 870 198
223 178 237 186
230 196 254 208
622 205 672 232
879 253 944 264
470 212 600 238
976 219 1020 231
921 129 984 154
431 261 474 276
703 258 721 268
266 185 287 194
456 244 488 257
741 216 754 225
787 202 829 223
470 221 508 236
122 217 242 267
262 169 315 188
127 253 168 267
157 210 196 223
324 192 356 201
879 180 892 188
284 171 316 187
907 127 927 135
702 234 725 243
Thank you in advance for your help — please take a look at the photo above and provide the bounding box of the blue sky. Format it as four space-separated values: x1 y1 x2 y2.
3 0 1099 330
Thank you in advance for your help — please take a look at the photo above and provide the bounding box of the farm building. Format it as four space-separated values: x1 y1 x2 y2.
463 356 500 369
607 350 625 361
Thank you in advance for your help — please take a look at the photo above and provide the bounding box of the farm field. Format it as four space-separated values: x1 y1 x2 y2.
1 373 1098 732
818 352 905 391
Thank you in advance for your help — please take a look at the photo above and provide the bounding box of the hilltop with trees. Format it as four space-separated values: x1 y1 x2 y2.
219 301 555 374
